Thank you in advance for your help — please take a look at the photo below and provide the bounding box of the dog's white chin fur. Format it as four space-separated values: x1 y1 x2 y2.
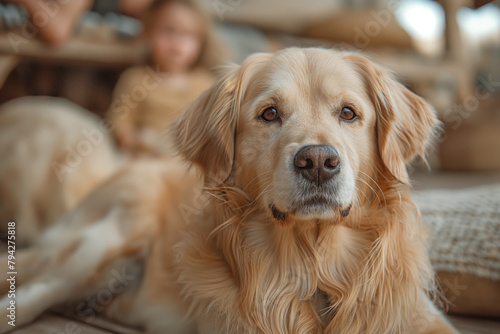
269 200 353 222
296 204 352 221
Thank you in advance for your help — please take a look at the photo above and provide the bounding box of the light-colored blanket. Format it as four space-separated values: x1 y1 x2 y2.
413 185 500 280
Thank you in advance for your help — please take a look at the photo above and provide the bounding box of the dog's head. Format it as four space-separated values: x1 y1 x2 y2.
170 48 437 223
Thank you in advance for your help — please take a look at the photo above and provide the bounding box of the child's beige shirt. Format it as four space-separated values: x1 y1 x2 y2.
107 66 213 152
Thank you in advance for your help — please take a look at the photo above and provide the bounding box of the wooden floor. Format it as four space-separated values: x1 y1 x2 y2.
449 316 500 334
8 312 500 333
11 312 143 334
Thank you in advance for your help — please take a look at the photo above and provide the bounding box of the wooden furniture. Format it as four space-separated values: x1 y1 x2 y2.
7 311 500 333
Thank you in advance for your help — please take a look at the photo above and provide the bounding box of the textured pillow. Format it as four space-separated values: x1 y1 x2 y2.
413 184 500 317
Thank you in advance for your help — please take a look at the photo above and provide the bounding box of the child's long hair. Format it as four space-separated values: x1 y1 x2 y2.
142 0 226 71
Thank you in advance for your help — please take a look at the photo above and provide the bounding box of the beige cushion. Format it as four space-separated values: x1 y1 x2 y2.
413 184 500 318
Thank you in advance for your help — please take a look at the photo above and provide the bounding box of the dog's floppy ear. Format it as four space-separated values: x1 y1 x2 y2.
345 53 438 185
169 53 271 186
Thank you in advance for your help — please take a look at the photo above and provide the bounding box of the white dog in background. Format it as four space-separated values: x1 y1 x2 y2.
0 97 122 246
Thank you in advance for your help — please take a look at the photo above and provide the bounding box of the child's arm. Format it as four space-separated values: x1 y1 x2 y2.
106 68 142 150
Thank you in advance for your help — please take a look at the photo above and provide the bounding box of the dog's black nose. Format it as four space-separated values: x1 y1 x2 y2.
294 145 340 186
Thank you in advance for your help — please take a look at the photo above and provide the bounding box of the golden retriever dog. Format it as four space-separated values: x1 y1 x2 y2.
0 48 457 334
0 97 121 246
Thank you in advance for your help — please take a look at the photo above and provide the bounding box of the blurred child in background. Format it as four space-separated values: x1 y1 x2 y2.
107 0 223 155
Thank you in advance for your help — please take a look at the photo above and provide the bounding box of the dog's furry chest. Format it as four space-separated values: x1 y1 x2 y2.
177 216 370 333
242 222 368 324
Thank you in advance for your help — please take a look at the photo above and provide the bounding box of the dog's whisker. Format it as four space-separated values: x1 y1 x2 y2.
229 179 274 212
358 170 387 205
251 181 275 205
354 177 388 218
355 176 382 207
242 170 275 192
208 217 236 239
359 167 390 218
353 182 371 207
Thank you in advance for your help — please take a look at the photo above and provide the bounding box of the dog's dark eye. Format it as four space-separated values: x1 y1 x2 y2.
261 107 279 122
340 106 357 121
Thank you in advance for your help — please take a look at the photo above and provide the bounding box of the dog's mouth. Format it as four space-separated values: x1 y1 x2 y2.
269 197 351 223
